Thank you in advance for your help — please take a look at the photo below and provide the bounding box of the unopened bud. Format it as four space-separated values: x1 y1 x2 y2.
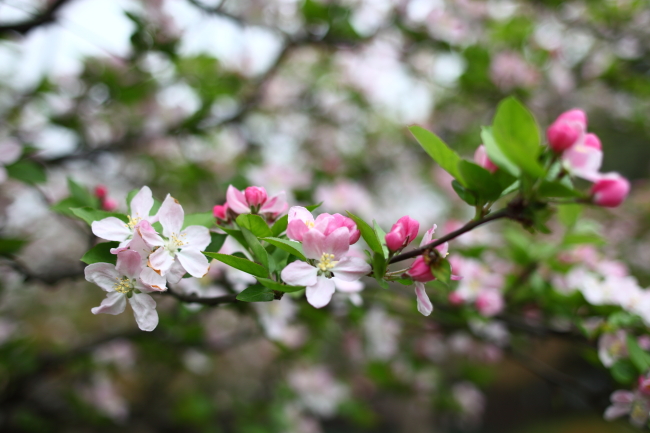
244 186 268 208
473 145 498 173
407 256 435 282
385 216 420 252
591 173 630 208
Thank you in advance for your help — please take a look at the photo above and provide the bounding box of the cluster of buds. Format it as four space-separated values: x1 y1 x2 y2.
214 185 287 223
94 185 118 211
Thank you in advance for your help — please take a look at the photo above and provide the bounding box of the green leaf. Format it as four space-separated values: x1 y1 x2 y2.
236 285 274 302
373 220 389 258
563 233 605 246
271 215 288 237
457 160 503 201
204 232 227 253
346 211 383 255
183 212 214 229
305 202 323 212
492 97 545 177
70 207 128 226
372 252 387 284
538 181 581 198
431 259 451 285
203 252 268 278
0 238 27 257
451 180 478 206
235 214 273 238
67 178 98 207
217 226 248 249
257 277 304 293
241 227 269 269
627 336 650 374
409 125 463 183
81 242 120 265
51 197 86 217
480 127 520 176
558 204 581 227
5 160 46 184
611 360 636 385
261 237 306 261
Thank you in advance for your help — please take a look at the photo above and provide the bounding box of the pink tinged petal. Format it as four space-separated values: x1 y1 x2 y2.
302 229 327 260
226 185 250 214
287 219 309 241
116 250 143 279
436 241 449 257
260 191 287 215
557 109 587 126
333 277 363 293
611 390 635 404
313 215 334 233
281 261 318 286
332 256 370 282
137 223 164 247
176 248 210 278
386 227 406 252
85 263 121 292
323 227 350 260
421 225 437 246
91 292 126 315
288 206 314 224
604 403 631 421
563 144 602 181
181 225 211 251
148 247 175 276
415 283 433 316
129 293 158 331
92 218 132 242
0 166 6 183
158 194 184 237
139 266 167 292
306 277 336 308
166 259 186 284
0 140 22 164
130 186 154 219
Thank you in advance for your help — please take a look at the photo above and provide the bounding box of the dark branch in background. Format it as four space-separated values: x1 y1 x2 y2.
0 0 72 35
161 287 240 306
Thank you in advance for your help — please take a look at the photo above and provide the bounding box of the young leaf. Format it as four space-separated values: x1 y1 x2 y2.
217 226 248 249
431 259 451 285
67 178 98 207
204 252 268 278
236 285 274 302
236 214 273 238
0 238 27 257
372 252 387 283
538 181 581 198
70 207 128 226
81 242 120 265
451 180 478 206
261 237 306 261
480 127 520 177
183 212 215 229
346 211 383 255
373 220 389 258
6 160 47 184
305 202 323 212
627 335 650 374
409 126 464 183
457 160 503 201
271 215 288 237
240 227 269 269
204 232 227 253
257 277 304 293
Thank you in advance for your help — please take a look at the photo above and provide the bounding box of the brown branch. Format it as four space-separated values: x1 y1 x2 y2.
0 0 73 35
161 286 240 306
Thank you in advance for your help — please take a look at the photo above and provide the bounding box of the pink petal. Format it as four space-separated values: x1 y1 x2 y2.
281 261 318 286
324 227 350 259
139 267 167 292
260 191 288 215
306 277 336 308
563 144 602 181
288 206 314 224
158 194 184 237
148 247 174 276
85 263 121 292
130 186 154 219
92 218 131 242
287 219 308 241
181 225 211 251
421 225 437 246
415 282 433 316
0 140 21 164
116 250 143 279
604 403 631 421
91 291 126 315
302 229 327 260
137 223 164 247
332 256 370 282
129 293 158 331
176 248 210 278
333 277 363 293
226 185 250 214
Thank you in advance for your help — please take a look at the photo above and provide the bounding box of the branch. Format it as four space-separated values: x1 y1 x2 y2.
0 0 72 35
161 287 240 306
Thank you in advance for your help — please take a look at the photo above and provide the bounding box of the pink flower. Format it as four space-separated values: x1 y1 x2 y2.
226 185 287 219
598 330 628 368
562 134 603 181
407 225 459 282
85 250 166 331
287 206 360 245
92 186 159 249
139 195 211 278
473 145 497 173
281 227 370 308
385 216 420 252
591 173 630 208
0 139 22 183
547 109 587 153
415 282 433 316
475 289 504 317
604 390 650 427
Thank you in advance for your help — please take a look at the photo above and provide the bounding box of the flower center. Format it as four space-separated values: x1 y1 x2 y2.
317 253 338 272
113 276 135 294
165 233 186 255
125 215 142 230
306 221 315 229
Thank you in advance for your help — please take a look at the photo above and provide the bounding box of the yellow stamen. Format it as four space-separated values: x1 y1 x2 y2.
125 215 142 229
306 221 315 229
113 276 133 294
317 253 338 272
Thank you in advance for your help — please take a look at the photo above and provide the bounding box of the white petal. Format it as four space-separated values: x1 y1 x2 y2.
158 194 184 237
332 256 370 282
0 140 22 164
288 206 314 223
130 186 154 219
415 283 433 316
139 266 167 292
281 261 317 286
181 225 211 251
92 218 131 242
166 259 187 284
85 263 121 292
129 293 158 331
116 250 143 279
91 291 126 315
176 248 210 278
148 247 174 276
306 277 336 308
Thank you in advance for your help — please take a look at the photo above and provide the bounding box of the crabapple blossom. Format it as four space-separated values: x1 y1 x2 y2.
287 206 360 244
473 145 497 173
139 194 211 278
0 139 22 183
281 227 370 308
604 389 650 427
598 330 628 368
385 215 420 252
591 173 630 207
85 250 166 331
562 134 603 181
407 225 459 282
92 186 159 250
546 109 587 153
226 185 287 219
475 289 504 317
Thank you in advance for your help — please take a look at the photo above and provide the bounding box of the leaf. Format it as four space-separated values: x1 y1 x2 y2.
611 360 636 385
81 242 120 265
217 226 248 249
480 127 520 177
240 227 269 269
409 126 464 183
271 215 288 237
204 232 227 253
204 253 268 278
70 207 128 226
345 211 383 255
457 160 503 201
236 285 274 302
257 277 304 293
5 160 47 184
236 214 273 238
372 252 387 284
492 97 545 177
51 197 86 217
451 180 478 206
538 181 581 198
67 178 98 207
261 237 306 261
183 212 214 229
627 336 650 374
305 202 323 212
0 238 27 257
431 259 451 285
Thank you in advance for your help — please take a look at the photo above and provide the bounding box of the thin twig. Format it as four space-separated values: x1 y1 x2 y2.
0 0 72 35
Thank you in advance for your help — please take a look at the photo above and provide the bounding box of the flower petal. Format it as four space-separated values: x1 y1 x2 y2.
420 224 437 246
116 250 142 279
306 277 336 308
176 248 210 278
137 222 164 247
129 293 158 331
302 229 326 260
0 140 22 164
324 227 350 260
0 166 7 183
130 186 154 219
148 247 174 276
333 277 363 293
181 225 211 251
288 206 314 224
332 256 370 282
92 218 131 242
281 261 317 287
166 259 187 284
139 266 167 292
260 191 287 215
158 194 184 237
226 185 250 214
415 283 433 316
91 291 126 315
85 263 121 292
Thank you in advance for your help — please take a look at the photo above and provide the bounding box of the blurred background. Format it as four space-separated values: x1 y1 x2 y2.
0 0 649 431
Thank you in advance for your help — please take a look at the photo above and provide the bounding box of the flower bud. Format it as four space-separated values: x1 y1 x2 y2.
557 109 587 126
639 375 650 396
94 185 108 199
584 133 601 150
407 256 435 282
244 186 268 208
101 198 118 211
546 119 582 152
323 213 360 245
591 173 630 208
213 203 229 221
385 216 420 252
473 145 498 173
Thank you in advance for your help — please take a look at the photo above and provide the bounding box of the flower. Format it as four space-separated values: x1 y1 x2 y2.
92 186 158 250
85 250 166 331
407 225 459 282
281 227 370 308
591 173 630 208
0 139 22 183
598 330 628 368
139 195 211 278
604 389 650 427
547 109 587 153
473 145 498 173
226 185 287 219
287 206 360 244
562 133 603 181
385 216 420 252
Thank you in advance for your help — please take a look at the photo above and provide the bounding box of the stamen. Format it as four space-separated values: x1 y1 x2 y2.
317 253 338 271
113 276 134 294
125 215 142 229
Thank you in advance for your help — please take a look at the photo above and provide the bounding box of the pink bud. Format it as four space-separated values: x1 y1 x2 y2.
547 120 582 152
557 109 587 126
591 173 630 208
473 145 498 173
407 256 435 282
213 203 229 221
385 216 420 252
244 186 268 208
323 213 360 245
94 185 108 199
584 133 602 150
101 198 118 211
